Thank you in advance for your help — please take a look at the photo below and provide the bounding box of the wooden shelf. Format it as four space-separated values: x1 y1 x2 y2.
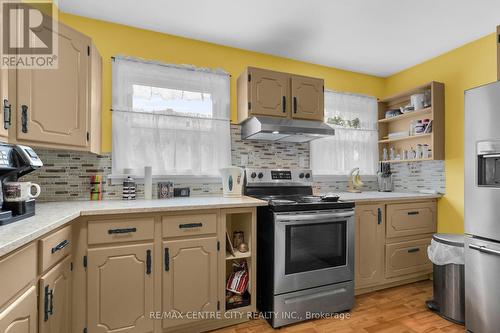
226 250 252 260
380 157 433 163
378 133 431 144
378 107 432 123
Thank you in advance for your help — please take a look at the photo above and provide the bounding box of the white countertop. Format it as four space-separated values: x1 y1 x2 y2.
0 196 267 257
334 191 442 202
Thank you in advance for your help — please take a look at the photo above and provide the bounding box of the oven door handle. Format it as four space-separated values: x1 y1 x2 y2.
275 211 354 224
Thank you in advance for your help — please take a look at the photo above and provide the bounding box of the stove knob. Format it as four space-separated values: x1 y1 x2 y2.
258 172 264 179
299 173 305 179
250 172 257 179
305 173 311 179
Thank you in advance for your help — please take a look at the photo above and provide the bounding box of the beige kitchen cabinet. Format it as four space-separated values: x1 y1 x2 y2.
355 204 385 288
162 237 218 329
0 286 38 333
237 67 324 123
386 201 437 238
9 23 102 153
39 256 72 333
290 75 324 121
87 243 154 333
385 238 432 278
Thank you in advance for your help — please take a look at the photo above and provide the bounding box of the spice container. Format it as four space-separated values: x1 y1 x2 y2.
122 176 136 200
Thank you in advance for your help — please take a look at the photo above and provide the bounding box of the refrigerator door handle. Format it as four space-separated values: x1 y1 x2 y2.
469 243 500 256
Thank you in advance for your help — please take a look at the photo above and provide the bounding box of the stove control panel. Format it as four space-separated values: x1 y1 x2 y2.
245 169 313 186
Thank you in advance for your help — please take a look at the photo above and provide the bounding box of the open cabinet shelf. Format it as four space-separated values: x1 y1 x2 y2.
378 81 444 162
222 209 256 313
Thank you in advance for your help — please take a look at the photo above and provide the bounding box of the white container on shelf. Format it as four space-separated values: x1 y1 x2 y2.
220 167 244 197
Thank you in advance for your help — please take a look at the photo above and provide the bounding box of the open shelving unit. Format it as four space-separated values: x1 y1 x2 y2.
222 209 256 313
378 82 444 163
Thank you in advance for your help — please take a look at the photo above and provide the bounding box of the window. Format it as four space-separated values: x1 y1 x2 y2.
310 91 378 176
111 57 231 178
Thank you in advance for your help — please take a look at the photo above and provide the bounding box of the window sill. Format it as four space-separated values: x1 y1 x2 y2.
108 174 222 185
313 174 377 182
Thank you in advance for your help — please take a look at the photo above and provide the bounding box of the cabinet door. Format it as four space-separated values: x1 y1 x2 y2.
0 286 37 333
87 243 154 333
355 205 385 288
0 68 10 140
248 67 290 118
162 237 218 329
15 22 90 147
39 256 71 333
291 75 324 121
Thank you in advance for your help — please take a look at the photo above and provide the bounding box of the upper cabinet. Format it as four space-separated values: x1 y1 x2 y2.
237 67 324 123
4 21 102 154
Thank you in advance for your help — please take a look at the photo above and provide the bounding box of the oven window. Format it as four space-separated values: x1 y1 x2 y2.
285 221 347 275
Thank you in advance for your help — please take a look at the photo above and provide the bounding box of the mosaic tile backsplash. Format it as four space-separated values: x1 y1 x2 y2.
22 125 445 202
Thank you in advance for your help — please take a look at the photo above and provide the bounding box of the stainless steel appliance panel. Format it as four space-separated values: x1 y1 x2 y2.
464 80 500 241
271 280 354 328
465 236 500 333
274 209 354 295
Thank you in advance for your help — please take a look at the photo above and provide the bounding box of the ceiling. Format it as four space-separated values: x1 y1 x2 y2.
59 0 500 77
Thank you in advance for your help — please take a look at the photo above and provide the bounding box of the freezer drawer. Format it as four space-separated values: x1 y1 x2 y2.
465 236 500 333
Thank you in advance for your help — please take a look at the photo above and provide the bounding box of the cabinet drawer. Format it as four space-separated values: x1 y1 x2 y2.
0 243 36 308
385 239 432 278
39 225 72 272
162 213 217 238
386 201 436 238
88 217 154 245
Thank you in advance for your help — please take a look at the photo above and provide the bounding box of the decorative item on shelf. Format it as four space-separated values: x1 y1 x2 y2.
410 93 425 110
389 146 396 160
423 119 433 133
173 187 190 197
90 175 102 201
220 166 244 198
226 231 236 256
226 260 249 295
144 166 152 200
382 147 388 161
238 242 249 253
400 105 415 113
423 89 432 108
347 167 364 193
233 231 244 249
157 181 174 199
385 109 402 119
122 176 136 200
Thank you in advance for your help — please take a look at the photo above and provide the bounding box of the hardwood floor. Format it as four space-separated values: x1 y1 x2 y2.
213 280 464 333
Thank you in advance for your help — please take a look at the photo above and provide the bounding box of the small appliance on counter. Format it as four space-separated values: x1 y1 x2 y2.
0 143 43 225
220 166 244 197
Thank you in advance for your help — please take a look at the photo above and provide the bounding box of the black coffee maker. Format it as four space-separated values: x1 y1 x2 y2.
0 143 43 225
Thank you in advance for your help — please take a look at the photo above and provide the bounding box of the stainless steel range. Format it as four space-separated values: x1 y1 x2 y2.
244 168 355 328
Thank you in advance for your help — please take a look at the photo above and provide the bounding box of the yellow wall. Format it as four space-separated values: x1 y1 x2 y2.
384 33 497 233
59 13 385 152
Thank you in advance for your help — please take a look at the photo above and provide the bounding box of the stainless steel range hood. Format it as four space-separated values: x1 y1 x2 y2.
240 116 335 142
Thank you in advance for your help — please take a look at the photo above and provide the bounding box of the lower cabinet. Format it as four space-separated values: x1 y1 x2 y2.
39 256 72 333
355 204 385 288
162 237 218 329
385 238 432 278
0 286 38 333
87 243 154 333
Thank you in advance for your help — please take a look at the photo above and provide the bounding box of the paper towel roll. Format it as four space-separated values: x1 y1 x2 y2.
144 166 152 200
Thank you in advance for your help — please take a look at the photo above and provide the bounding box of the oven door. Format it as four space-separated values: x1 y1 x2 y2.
274 209 354 295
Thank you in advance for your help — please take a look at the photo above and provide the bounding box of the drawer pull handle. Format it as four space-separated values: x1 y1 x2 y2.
407 248 420 253
108 227 137 234
44 285 53 321
146 250 152 275
407 211 420 215
51 239 70 254
164 248 170 272
179 223 203 229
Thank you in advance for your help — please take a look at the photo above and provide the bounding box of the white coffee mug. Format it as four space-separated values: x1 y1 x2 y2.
3 182 41 202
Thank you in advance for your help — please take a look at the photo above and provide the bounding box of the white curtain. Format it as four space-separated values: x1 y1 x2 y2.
310 91 378 176
112 56 231 176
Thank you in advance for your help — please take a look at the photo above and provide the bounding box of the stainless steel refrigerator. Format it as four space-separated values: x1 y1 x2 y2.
464 80 500 333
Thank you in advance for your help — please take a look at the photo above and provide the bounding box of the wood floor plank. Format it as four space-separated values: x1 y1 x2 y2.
211 280 465 333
